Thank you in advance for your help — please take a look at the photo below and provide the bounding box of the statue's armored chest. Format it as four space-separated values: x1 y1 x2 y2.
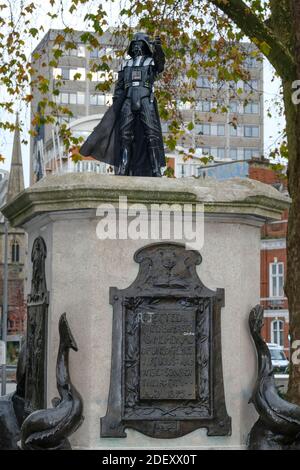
131 68 142 81
124 65 150 84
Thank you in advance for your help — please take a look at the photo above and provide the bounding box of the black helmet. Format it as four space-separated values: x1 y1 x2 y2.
128 32 153 57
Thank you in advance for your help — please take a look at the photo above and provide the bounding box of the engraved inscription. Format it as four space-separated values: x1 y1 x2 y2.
140 310 196 400
101 243 231 438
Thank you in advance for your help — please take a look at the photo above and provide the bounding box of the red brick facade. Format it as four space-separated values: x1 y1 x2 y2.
249 164 286 186
249 160 289 357
0 277 26 336
0 225 27 365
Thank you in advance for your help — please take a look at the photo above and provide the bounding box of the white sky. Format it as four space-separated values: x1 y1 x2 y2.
0 1 286 187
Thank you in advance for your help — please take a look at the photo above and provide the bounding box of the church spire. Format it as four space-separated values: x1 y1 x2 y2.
6 113 25 203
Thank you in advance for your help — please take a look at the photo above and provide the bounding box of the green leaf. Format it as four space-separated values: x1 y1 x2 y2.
29 28 38 37
259 41 271 56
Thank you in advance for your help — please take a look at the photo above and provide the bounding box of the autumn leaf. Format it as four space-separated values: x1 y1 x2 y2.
29 28 38 37
24 94 34 103
54 34 65 45
71 152 83 163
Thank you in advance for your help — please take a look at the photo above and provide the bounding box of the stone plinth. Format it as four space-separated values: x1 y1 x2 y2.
2 173 289 450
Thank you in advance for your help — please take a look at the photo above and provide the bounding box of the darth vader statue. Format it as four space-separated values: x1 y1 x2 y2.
80 32 166 177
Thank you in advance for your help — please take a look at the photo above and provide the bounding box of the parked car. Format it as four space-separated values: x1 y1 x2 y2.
0 365 17 383
267 343 289 374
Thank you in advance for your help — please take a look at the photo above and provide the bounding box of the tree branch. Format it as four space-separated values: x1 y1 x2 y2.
263 16 273 30
210 0 296 80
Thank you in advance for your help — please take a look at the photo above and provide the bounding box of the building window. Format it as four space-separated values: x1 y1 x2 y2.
244 126 259 138
244 102 259 114
69 68 86 80
77 92 85 105
69 93 77 105
197 123 210 135
244 80 259 92
271 320 284 346
90 48 100 58
244 56 258 68
229 148 238 160
229 101 238 113
61 68 70 80
196 100 211 112
209 148 217 158
53 67 85 81
11 241 20 263
201 147 210 156
60 92 69 104
230 125 238 137
215 80 226 90
63 45 85 57
196 76 211 88
196 147 210 157
177 100 191 110
57 92 85 105
244 148 260 160
91 70 114 82
269 262 284 298
90 94 106 106
217 148 225 159
217 124 225 136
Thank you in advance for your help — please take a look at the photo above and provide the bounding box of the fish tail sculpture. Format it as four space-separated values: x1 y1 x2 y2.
248 305 300 450
20 313 84 450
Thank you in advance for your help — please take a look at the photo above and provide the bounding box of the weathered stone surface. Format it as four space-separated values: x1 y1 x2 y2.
1 173 290 228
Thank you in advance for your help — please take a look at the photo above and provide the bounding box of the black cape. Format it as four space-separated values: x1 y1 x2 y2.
79 93 166 176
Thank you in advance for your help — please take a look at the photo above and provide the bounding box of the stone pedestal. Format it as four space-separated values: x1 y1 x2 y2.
2 173 289 450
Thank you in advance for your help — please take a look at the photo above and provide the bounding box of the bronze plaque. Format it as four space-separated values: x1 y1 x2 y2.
139 310 196 400
101 243 231 439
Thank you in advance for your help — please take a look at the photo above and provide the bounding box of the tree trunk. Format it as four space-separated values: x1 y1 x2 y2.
284 82 300 403
285 0 300 404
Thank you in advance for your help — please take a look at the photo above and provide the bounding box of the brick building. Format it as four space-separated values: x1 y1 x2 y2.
249 159 289 357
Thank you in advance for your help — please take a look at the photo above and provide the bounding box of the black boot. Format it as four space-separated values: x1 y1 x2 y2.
117 147 130 176
149 147 162 177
